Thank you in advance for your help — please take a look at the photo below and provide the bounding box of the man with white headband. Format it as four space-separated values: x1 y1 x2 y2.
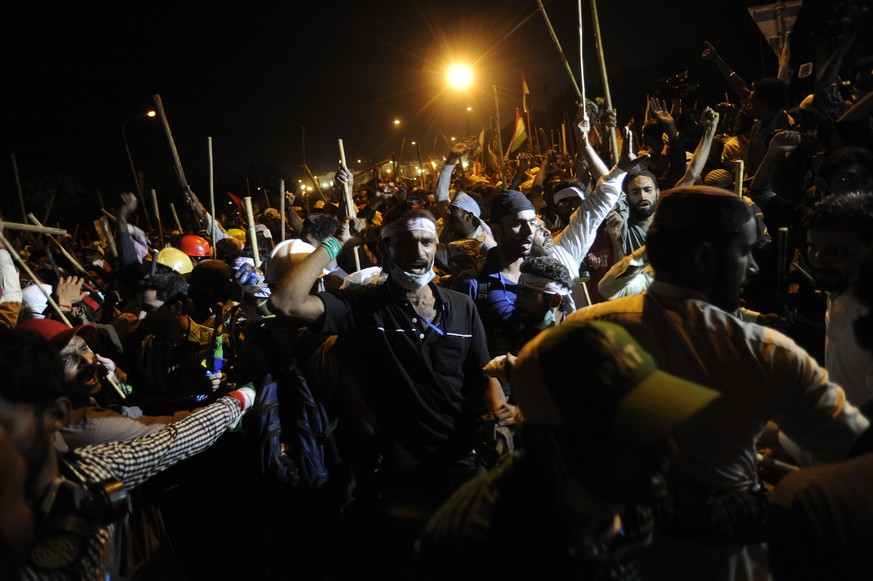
514 256 573 349
269 166 515 577
445 192 491 243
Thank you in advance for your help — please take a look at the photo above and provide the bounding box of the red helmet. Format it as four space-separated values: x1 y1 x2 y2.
179 234 211 257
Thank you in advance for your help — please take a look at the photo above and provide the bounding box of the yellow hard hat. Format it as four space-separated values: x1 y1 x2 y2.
156 247 194 275
227 228 247 242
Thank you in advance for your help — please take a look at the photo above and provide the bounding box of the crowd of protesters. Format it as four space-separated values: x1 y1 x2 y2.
2 6 873 580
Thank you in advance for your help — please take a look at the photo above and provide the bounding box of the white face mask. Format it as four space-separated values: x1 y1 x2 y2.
389 263 435 290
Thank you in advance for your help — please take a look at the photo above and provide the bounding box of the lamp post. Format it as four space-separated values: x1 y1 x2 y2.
122 110 156 228
411 141 424 188
392 118 401 177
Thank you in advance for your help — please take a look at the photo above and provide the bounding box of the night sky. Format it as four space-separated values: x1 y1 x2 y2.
0 0 822 228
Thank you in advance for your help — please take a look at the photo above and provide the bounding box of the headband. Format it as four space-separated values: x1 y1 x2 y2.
450 192 482 218
380 216 438 239
518 273 570 296
552 186 584 205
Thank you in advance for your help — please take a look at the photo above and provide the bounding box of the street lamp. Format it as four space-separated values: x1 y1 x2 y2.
122 110 156 227
446 63 474 91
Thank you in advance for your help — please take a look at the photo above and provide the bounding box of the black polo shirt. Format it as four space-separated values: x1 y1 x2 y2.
312 279 491 470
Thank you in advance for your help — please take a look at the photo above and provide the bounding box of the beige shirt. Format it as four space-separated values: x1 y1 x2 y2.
567 281 869 492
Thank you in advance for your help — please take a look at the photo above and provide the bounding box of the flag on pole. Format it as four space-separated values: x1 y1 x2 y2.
506 109 528 158
227 191 244 207
522 71 531 114
479 127 500 172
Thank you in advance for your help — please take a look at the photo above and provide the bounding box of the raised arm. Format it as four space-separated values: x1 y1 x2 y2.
675 107 720 187
116 193 142 269
182 187 229 242
702 41 752 101
749 130 801 202
268 167 365 322
573 104 610 183
283 191 306 235
553 126 649 265
435 137 477 204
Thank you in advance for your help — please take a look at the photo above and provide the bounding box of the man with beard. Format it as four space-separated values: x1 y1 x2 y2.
0 326 255 580
532 125 647 309
566 186 869 580
805 192 873 413
452 189 539 359
269 188 513 578
608 169 660 260
14 317 173 450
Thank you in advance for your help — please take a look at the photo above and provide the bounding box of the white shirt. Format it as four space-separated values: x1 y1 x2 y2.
826 291 873 408
551 165 625 309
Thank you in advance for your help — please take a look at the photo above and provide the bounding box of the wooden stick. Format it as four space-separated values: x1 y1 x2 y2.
303 164 328 202
279 178 286 243
99 216 118 259
535 0 583 101
10 153 27 221
150 189 165 248
0 230 70 325
208 136 216 258
493 86 506 180
153 94 189 189
244 196 261 270
27 214 93 282
338 139 361 273
169 203 183 233
734 160 745 197
578 0 587 108
590 0 619 164
1 221 67 236
43 195 56 225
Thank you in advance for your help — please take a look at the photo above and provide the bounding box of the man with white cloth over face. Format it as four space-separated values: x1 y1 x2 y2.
269 188 515 577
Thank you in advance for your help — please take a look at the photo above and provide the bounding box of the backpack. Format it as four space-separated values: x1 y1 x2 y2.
242 324 347 495
247 369 337 489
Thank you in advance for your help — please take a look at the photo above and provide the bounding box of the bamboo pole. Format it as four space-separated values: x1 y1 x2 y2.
493 85 506 180
1 222 66 236
279 179 286 243
208 136 216 258
590 0 619 163
244 197 261 271
578 0 587 108
10 154 27 221
27 214 98 285
735 160 745 197
169 203 183 233
303 164 328 202
535 0 583 102
153 94 189 189
150 189 165 248
43 195 56 226
338 139 362 273
99 216 118 259
0 230 70 325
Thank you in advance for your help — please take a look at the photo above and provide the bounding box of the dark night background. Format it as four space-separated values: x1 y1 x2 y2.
0 0 855 231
